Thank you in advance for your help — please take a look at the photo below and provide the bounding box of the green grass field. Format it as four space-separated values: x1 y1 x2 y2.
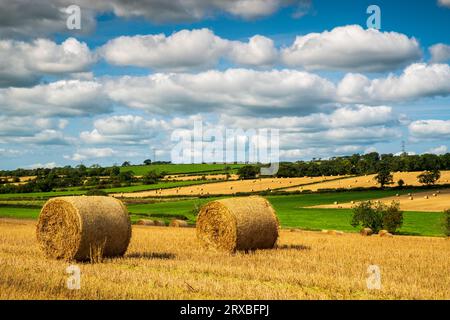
0 179 212 199
0 190 445 236
120 163 244 175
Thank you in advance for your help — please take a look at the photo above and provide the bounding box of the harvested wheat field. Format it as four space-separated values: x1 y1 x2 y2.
163 174 239 181
283 171 450 192
114 176 341 198
312 189 450 212
0 218 448 300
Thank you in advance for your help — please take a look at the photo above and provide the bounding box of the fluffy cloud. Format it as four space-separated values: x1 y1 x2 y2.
0 38 96 87
64 147 116 161
80 115 167 145
100 29 229 71
0 116 73 145
429 43 450 63
0 1 96 38
427 145 448 155
220 105 399 130
101 26 422 71
105 69 335 115
87 0 307 21
281 25 421 72
100 29 277 70
338 63 450 103
0 80 110 117
0 0 307 37
227 35 278 66
409 119 450 140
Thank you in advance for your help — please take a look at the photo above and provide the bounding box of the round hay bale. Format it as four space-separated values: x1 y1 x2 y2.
137 219 155 226
36 196 131 261
326 230 343 236
360 228 373 236
424 195 429 199
170 219 188 227
196 196 279 252
380 232 393 238
378 230 389 237
154 220 166 226
409 196 414 200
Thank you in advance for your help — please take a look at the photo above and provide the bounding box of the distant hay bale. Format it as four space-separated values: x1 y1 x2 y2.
170 219 188 227
433 193 437 197
396 194 400 197
154 220 166 226
409 196 414 200
424 196 429 199
326 230 343 236
36 196 131 261
137 219 155 226
196 196 279 252
380 231 393 238
334 201 339 205
360 228 373 236
378 230 389 237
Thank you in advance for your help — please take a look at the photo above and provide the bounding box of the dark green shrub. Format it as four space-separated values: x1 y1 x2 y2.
351 201 383 233
237 165 259 180
444 209 450 237
382 201 403 233
417 170 441 186
86 189 108 196
351 201 403 234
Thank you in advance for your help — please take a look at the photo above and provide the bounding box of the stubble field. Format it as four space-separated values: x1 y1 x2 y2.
1 219 448 300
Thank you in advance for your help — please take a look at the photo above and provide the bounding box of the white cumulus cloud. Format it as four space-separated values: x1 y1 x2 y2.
100 29 277 70
65 148 116 161
409 119 450 140
429 43 450 63
338 63 450 103
0 38 96 87
281 25 421 72
427 145 448 155
0 80 110 117
104 69 336 115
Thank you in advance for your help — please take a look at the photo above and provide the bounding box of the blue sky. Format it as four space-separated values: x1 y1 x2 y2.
0 0 450 169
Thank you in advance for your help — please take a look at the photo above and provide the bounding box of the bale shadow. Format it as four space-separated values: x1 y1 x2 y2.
126 252 176 260
275 244 311 251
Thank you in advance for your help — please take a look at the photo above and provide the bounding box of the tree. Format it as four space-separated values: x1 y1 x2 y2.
121 161 131 167
143 159 152 165
237 165 259 180
110 166 120 176
443 209 450 237
417 170 441 186
118 171 134 184
382 201 403 233
351 201 403 234
142 171 160 185
351 201 383 232
375 166 393 188
397 179 405 188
